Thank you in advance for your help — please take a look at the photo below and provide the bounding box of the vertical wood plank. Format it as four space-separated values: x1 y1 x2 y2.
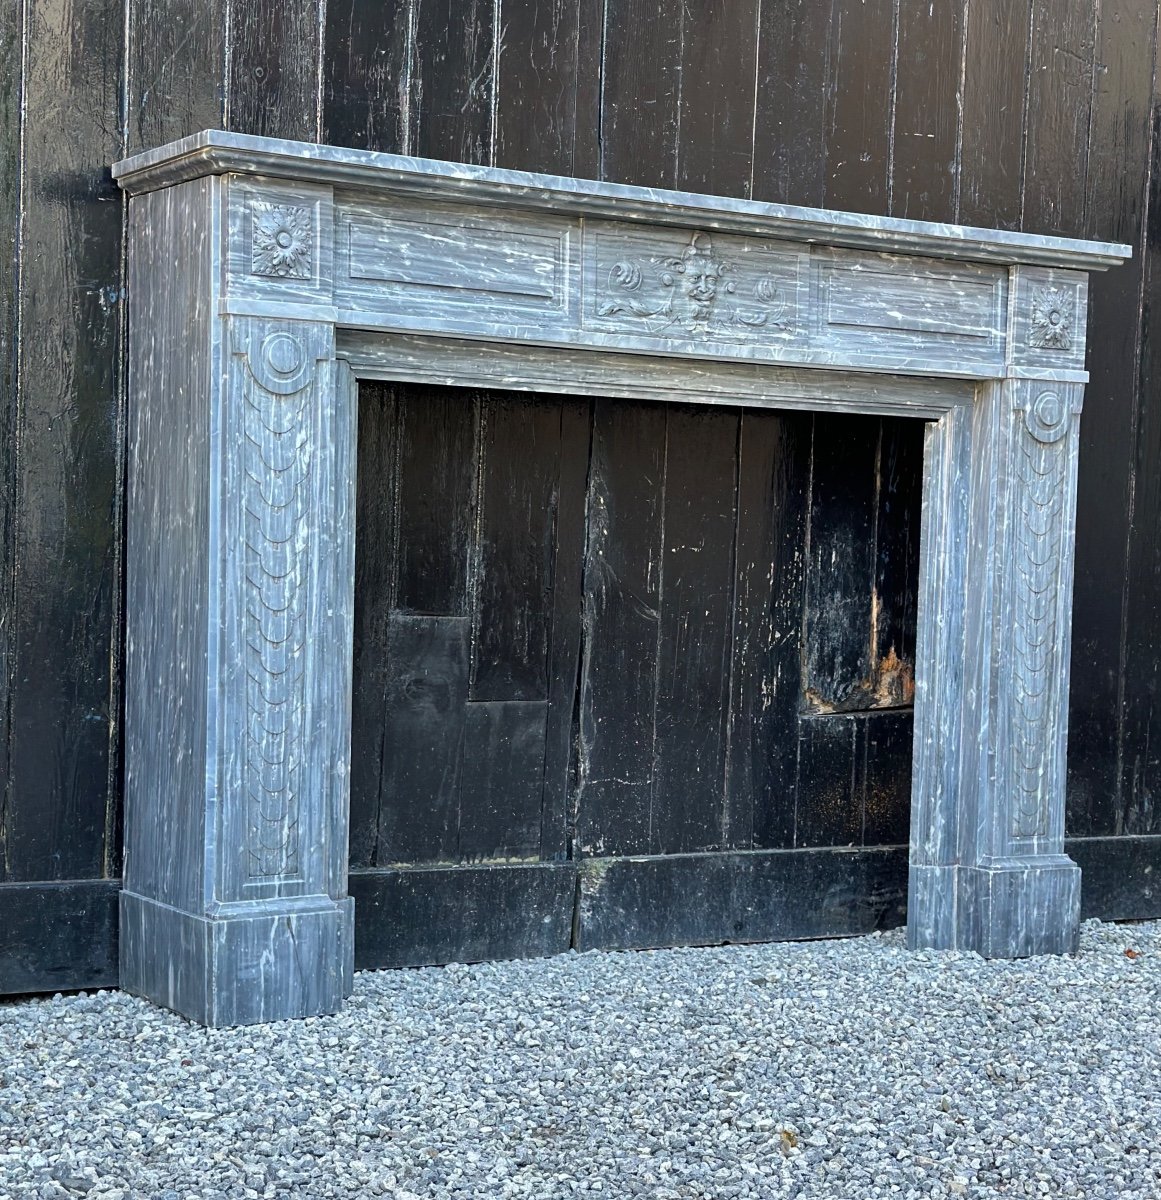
672 0 759 197
802 414 878 711
350 382 399 868
1069 0 1157 836
736 412 811 852
393 388 477 617
494 0 584 174
1119 83 1161 836
127 0 226 151
227 0 323 141
795 716 861 847
861 711 913 846
958 0 1032 228
890 0 964 223
471 394 561 704
5 0 124 882
411 0 497 163
751 0 831 206
871 418 923 707
824 0 895 214
650 407 737 854
458 700 550 859
0 0 20 880
322 0 412 152
574 398 665 856
376 614 470 865
571 0 605 179
540 399 591 862
598 0 683 187
1022 0 1096 236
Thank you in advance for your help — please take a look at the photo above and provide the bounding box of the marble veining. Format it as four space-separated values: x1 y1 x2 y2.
235 325 315 879
114 130 1131 1027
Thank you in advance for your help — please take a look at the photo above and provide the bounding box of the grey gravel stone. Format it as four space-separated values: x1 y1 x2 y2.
1 918 1159 1198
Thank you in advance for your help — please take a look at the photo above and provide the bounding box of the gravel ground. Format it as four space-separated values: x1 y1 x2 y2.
1 918 1159 1200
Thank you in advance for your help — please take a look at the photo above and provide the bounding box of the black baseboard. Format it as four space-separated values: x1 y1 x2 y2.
0 879 120 996
5 836 1161 994
349 863 577 970
1072 835 1161 920
575 846 910 952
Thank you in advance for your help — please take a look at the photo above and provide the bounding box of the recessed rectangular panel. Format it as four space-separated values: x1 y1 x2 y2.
348 215 562 301
815 249 1007 371
334 194 572 330
825 265 996 339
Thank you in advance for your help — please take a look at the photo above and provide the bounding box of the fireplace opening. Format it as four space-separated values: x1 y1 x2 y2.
349 381 925 968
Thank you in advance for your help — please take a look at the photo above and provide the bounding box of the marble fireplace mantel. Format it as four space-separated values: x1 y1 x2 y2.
113 130 1131 1027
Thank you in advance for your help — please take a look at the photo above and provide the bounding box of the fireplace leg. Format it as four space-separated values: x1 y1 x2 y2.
908 375 1084 958
120 179 356 1027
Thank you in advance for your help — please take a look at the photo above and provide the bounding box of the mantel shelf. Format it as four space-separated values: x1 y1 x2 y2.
113 129 1131 271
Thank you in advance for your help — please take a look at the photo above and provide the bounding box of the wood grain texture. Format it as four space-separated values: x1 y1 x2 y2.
575 846 909 951
672 0 759 198
735 412 811 852
958 0 1032 230
1069 0 1157 836
349 382 399 868
751 0 830 207
649 406 737 854
598 0 684 188
350 863 576 969
412 0 497 163
890 0 963 223
824 0 895 216
575 398 665 857
7 0 124 882
0 0 20 884
322 0 411 152
128 0 226 152
1022 0 1096 238
1119 98 1161 835
227 0 323 141
494 0 585 175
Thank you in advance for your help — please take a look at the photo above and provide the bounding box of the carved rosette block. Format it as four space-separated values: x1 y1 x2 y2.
251 201 314 279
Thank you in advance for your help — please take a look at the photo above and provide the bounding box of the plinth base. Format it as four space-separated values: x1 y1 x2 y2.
908 857 1081 958
120 891 354 1026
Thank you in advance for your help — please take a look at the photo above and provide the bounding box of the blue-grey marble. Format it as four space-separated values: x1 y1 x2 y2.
115 130 1130 1026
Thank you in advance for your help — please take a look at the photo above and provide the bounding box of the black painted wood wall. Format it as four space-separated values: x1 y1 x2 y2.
2 0 1161 990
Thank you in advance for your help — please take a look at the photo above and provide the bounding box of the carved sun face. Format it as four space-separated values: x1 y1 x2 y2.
252 202 313 279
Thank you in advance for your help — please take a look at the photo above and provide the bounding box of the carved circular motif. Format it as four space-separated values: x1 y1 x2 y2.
609 260 642 291
1025 389 1070 444
262 331 305 377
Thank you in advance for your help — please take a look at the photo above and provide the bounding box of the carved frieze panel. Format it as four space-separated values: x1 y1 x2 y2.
581 221 806 348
